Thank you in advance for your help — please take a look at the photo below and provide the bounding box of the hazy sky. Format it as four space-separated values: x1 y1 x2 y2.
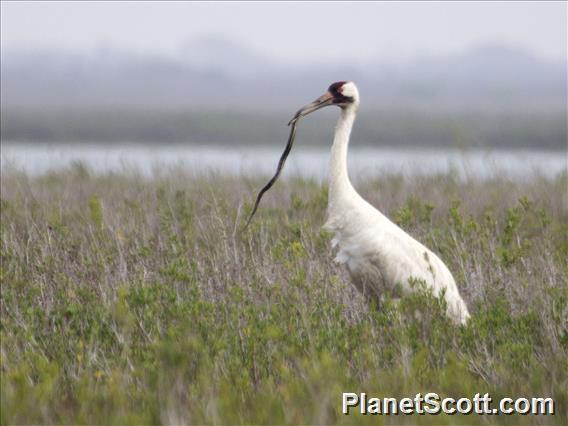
1 1 566 63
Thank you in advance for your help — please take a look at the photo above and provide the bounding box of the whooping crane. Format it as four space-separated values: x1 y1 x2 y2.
247 81 470 325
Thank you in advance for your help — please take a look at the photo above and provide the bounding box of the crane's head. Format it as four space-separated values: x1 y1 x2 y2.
289 81 360 125
243 81 359 229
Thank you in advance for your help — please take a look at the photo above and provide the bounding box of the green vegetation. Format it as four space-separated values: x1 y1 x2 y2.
1 166 567 424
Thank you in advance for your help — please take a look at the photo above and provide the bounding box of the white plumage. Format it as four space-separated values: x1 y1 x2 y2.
298 81 470 324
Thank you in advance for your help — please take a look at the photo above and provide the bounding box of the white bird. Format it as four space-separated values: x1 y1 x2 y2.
290 81 470 325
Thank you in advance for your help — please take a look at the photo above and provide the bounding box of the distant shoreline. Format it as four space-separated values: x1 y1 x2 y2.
1 109 566 150
2 140 567 153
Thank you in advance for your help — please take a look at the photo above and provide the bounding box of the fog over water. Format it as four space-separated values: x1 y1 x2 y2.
1 2 566 171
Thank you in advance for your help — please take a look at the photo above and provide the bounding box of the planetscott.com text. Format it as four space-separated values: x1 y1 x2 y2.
342 392 554 416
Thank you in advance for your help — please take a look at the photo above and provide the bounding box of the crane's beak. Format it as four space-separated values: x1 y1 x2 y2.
288 92 334 125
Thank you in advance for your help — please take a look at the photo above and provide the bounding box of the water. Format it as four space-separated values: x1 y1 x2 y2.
1 143 566 180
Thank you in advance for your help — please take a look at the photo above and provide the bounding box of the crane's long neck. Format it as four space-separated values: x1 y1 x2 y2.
328 106 359 212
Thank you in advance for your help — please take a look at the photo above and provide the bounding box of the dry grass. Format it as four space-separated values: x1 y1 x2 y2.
1 164 567 424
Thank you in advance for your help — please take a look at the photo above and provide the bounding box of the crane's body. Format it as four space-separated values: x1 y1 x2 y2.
294 82 470 325
325 103 469 324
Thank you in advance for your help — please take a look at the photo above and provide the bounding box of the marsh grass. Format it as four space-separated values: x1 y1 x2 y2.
1 164 567 424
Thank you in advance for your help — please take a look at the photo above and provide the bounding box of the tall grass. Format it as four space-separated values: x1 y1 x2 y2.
1 164 567 424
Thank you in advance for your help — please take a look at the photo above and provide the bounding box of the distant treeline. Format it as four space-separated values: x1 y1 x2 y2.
1 108 566 149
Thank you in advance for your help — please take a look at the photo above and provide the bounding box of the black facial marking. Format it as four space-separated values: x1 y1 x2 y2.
328 81 354 104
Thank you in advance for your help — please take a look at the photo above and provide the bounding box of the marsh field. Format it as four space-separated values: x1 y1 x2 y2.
1 165 567 425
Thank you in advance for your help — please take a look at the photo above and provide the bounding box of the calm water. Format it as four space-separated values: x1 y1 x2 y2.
1 143 566 180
